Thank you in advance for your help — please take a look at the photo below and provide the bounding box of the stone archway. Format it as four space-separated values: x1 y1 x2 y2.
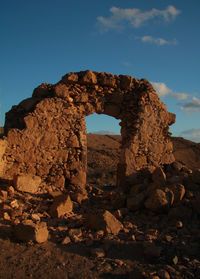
1 70 175 193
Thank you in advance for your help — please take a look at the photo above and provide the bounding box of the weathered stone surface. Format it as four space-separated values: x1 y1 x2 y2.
49 194 73 218
1 70 175 193
13 175 41 194
14 220 49 243
145 188 174 212
0 139 7 176
86 210 123 235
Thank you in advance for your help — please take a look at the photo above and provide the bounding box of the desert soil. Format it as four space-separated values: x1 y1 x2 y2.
0 134 200 279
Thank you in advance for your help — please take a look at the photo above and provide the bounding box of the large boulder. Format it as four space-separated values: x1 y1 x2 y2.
145 188 174 212
14 220 49 243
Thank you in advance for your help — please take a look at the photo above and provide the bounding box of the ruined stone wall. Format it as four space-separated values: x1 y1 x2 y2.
1 70 175 192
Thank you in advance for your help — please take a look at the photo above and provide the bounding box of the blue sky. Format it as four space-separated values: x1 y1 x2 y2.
1 0 200 142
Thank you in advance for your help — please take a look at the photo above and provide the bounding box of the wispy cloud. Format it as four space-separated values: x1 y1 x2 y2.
151 82 189 100
179 128 200 143
180 97 200 112
122 61 132 67
139 36 178 46
97 5 181 31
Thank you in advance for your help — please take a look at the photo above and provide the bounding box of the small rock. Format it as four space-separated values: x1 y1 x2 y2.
169 184 185 203
50 194 73 218
0 190 8 200
14 220 49 243
62 236 71 245
13 175 41 194
94 230 104 239
176 220 183 229
114 259 124 266
7 186 15 196
70 192 87 204
31 214 41 223
165 235 173 242
86 210 123 235
131 234 136 241
172 256 178 265
68 228 82 238
91 248 105 258
10 199 19 209
3 212 11 221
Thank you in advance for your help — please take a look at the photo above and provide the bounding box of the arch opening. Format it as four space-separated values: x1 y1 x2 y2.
86 113 121 190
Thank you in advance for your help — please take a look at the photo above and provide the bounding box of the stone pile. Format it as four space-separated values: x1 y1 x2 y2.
0 162 199 245
0 160 200 278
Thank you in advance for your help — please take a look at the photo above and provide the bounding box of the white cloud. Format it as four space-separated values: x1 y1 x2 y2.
151 82 172 97
151 82 189 100
179 128 200 143
180 97 200 112
140 36 178 46
97 5 181 31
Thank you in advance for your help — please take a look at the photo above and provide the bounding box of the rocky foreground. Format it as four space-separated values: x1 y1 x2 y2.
0 135 200 279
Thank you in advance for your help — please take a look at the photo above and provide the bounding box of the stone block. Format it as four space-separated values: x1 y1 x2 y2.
50 194 73 218
14 220 49 243
86 210 123 235
13 175 41 194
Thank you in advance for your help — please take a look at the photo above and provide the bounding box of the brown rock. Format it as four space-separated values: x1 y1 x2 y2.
50 194 73 218
86 210 123 235
145 188 174 212
13 175 41 194
14 220 49 243
3 212 11 221
68 228 82 240
62 72 79 83
62 236 71 245
70 192 88 204
169 184 185 203
90 248 105 258
152 167 166 186
0 190 8 200
80 70 97 84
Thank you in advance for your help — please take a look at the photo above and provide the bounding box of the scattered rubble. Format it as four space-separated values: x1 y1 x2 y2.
0 70 199 278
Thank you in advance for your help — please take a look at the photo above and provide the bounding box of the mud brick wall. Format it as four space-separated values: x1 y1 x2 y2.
0 70 175 192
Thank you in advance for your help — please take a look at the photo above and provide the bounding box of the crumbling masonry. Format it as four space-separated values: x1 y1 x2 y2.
0 70 175 193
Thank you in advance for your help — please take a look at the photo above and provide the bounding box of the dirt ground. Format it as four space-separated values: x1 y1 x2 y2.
0 135 200 279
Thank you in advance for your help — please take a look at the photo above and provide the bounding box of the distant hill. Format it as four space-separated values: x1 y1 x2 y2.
87 134 200 186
